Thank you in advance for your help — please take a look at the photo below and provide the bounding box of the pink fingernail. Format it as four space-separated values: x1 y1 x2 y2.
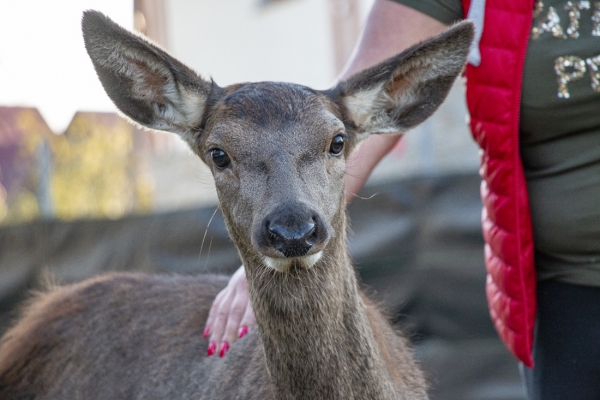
203 327 210 339
207 342 216 357
219 341 230 358
238 325 248 339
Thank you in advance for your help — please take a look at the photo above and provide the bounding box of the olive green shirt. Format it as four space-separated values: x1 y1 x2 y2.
393 0 600 286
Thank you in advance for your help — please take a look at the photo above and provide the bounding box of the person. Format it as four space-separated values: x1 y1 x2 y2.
204 0 600 397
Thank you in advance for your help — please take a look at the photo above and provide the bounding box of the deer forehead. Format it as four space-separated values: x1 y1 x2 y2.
203 82 345 156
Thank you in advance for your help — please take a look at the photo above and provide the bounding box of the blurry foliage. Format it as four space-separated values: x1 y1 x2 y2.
0 186 6 221
0 109 46 225
50 113 151 220
0 108 155 226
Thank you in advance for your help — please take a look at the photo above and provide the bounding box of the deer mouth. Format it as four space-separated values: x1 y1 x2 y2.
262 252 323 272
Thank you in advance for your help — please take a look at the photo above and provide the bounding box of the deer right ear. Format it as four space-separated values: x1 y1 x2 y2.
329 21 474 142
82 10 218 147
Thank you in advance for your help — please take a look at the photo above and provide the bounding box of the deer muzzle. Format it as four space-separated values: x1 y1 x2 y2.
255 202 329 270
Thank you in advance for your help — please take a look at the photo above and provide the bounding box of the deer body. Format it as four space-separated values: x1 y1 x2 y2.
0 11 473 399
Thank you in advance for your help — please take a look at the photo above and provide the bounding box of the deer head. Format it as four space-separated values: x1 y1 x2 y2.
82 11 473 274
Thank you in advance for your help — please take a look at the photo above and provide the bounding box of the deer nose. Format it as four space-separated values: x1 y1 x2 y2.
267 220 317 258
256 203 329 259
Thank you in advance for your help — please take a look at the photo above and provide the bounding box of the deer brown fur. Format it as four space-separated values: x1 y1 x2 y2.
0 11 473 399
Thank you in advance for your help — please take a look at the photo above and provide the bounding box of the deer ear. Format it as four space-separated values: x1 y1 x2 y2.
331 21 474 141
82 10 217 147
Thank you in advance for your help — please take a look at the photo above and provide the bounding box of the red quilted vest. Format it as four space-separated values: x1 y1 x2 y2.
462 0 536 367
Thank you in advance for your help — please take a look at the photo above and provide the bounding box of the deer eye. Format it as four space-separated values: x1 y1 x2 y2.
329 135 345 156
210 149 231 169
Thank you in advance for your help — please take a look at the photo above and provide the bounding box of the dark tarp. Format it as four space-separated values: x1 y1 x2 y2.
0 172 526 399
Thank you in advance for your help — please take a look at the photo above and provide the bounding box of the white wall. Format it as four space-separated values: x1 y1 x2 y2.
167 0 337 89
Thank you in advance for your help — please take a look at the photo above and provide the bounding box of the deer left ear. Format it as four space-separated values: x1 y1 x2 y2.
328 21 474 142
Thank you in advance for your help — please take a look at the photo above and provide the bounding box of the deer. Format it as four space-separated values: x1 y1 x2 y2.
0 11 473 400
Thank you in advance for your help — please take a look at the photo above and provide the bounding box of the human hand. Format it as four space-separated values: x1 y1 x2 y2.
203 265 255 357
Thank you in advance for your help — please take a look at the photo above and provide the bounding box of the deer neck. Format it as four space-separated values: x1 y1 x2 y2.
242 219 398 399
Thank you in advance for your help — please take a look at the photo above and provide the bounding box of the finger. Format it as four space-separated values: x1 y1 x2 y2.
222 292 249 347
237 301 256 339
216 267 251 357
204 289 225 339
208 291 234 354
219 301 244 357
